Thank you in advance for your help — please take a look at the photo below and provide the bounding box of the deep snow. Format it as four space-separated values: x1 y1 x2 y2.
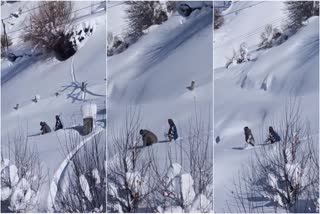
107 1 213 212
1 1 106 212
214 1 319 212
107 4 213 156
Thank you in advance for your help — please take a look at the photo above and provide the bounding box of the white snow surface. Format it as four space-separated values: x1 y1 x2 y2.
107 3 213 212
214 1 319 212
106 1 129 38
81 102 97 119
1 1 106 212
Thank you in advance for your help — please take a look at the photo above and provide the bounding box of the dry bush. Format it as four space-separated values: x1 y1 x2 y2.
214 8 224 29
1 34 12 49
1 34 13 58
225 43 250 68
24 1 75 60
258 24 287 50
146 105 213 212
107 32 129 56
125 1 168 40
107 108 155 212
185 107 213 200
228 100 319 213
54 132 106 212
285 1 319 31
1 130 46 212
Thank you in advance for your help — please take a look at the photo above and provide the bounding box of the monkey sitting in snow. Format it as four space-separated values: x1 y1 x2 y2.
186 80 195 91
140 129 158 147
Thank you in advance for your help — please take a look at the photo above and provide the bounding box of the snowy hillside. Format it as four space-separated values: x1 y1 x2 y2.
1 1 106 212
107 1 213 212
214 1 319 213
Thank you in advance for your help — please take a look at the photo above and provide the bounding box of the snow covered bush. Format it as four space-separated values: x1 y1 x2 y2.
125 1 169 40
1 133 44 212
214 8 224 29
230 100 319 213
225 43 250 68
1 34 13 58
238 42 250 63
54 133 106 212
165 1 176 14
185 110 213 205
107 109 155 212
148 108 213 212
1 34 12 49
107 32 129 56
107 105 213 212
258 24 287 50
24 1 76 60
155 163 212 213
285 1 319 31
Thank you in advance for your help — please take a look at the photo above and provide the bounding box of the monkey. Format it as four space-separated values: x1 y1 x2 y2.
40 121 51 135
139 129 158 147
244 126 255 146
186 80 195 91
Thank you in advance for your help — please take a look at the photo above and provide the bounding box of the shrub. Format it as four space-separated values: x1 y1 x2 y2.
214 8 224 29
285 1 319 31
107 106 213 212
1 132 44 212
229 100 319 212
165 1 176 14
1 34 12 49
225 43 250 68
1 34 13 58
125 1 168 40
54 133 106 212
258 24 287 50
107 32 129 56
24 1 76 60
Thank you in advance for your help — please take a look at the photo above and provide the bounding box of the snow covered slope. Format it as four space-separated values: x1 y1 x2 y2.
1 1 106 212
107 1 128 38
107 2 213 212
108 6 213 136
214 1 319 212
